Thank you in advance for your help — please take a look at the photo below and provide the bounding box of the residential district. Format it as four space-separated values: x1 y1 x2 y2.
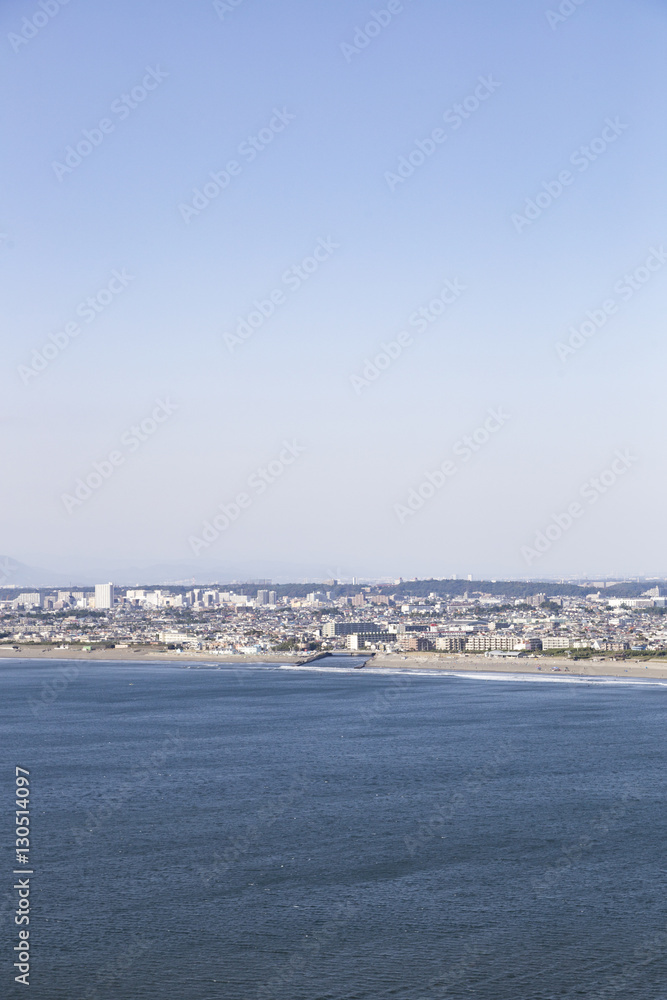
1 579 667 659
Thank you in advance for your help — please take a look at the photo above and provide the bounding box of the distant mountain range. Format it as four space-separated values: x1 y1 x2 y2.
0 556 74 588
0 555 663 598
0 555 308 588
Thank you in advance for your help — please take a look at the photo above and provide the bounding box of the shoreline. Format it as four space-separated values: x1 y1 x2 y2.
365 652 667 680
1 646 667 679
0 646 306 664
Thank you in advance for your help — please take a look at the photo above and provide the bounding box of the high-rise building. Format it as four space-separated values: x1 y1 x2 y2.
257 590 269 605
94 583 115 609
268 591 277 606
13 593 41 609
306 591 328 604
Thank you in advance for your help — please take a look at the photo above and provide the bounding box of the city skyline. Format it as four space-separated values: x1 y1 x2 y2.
5 577 667 666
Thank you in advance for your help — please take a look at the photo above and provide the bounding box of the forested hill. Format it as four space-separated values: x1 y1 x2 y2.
1 579 658 602
379 579 656 600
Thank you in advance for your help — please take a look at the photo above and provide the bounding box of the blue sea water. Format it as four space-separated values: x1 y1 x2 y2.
1 657 666 999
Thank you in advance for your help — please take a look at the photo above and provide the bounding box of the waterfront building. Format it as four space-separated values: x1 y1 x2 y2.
347 631 394 649
542 637 572 650
435 635 467 652
399 634 435 651
465 633 520 652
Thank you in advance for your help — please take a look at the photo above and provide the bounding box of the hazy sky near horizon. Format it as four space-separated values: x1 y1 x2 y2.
2 0 667 582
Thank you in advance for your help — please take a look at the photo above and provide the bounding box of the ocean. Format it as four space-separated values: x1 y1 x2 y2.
2 656 666 999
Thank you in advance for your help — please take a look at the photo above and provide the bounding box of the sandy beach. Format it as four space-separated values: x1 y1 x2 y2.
0 645 307 665
366 652 667 680
1 645 667 679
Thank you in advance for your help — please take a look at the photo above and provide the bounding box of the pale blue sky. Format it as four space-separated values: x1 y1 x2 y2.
2 0 666 582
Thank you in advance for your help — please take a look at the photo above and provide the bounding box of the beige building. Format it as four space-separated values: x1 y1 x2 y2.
465 633 520 652
435 635 467 652
398 634 435 652
542 637 572 650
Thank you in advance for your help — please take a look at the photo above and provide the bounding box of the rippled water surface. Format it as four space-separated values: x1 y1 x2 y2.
2 658 666 999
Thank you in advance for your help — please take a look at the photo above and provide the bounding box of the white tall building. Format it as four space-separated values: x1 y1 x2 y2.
13 593 41 610
94 583 115 609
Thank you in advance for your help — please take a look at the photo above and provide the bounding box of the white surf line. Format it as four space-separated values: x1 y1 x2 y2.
278 663 667 687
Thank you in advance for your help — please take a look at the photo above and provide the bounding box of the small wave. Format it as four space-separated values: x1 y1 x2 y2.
278 664 667 687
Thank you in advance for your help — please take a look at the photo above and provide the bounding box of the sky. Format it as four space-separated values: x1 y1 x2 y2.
2 0 667 583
